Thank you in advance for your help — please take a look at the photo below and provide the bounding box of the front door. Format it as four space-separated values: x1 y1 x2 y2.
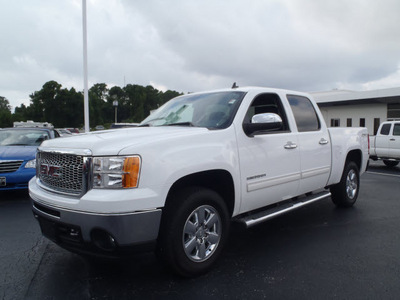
236 92 301 213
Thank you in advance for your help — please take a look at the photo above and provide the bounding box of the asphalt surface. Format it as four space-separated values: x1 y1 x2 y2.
1 161 399 300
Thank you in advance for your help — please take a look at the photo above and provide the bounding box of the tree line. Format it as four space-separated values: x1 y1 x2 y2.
0 81 182 129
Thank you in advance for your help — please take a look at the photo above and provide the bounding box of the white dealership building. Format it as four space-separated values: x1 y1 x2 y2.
311 87 400 135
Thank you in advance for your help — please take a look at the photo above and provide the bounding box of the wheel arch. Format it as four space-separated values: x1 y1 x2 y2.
165 169 235 217
346 149 362 170
328 148 363 187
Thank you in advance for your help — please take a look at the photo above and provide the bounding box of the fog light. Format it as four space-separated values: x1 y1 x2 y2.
91 229 117 251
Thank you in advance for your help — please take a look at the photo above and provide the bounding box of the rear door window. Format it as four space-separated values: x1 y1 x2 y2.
287 95 320 132
393 124 400 136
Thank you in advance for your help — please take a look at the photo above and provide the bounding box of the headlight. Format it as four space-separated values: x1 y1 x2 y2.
93 156 141 189
25 159 36 169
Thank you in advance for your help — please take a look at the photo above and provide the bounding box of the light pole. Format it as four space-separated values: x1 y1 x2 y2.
113 100 118 124
82 0 90 132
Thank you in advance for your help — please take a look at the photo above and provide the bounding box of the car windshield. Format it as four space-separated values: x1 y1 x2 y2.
0 129 50 146
140 91 246 129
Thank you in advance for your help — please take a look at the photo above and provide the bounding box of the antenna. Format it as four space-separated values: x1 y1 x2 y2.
231 82 238 89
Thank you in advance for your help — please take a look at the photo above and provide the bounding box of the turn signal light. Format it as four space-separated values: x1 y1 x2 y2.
122 156 141 188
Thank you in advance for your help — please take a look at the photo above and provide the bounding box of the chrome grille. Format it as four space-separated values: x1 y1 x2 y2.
0 160 23 173
37 151 90 196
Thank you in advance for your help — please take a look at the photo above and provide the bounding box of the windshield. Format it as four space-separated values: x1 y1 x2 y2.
0 129 50 146
140 91 245 129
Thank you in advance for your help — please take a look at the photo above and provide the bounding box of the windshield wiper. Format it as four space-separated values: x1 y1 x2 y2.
165 122 195 127
139 122 195 127
139 117 167 127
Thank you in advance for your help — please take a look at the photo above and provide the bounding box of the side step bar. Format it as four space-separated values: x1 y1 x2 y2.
237 190 331 228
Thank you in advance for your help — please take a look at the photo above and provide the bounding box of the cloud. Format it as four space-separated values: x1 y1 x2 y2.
1 0 400 111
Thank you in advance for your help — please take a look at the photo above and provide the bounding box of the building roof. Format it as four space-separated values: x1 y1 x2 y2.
311 86 400 106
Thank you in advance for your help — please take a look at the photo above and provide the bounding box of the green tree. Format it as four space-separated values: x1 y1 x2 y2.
54 87 84 128
161 90 182 105
27 81 62 123
89 83 108 127
10 81 183 129
0 96 13 127
21 81 84 128
13 104 28 123
124 84 147 123
107 86 125 123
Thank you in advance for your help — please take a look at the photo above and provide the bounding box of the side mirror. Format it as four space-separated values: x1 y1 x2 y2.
243 113 283 137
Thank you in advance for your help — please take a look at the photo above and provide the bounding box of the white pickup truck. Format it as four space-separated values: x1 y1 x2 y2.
370 121 400 167
29 87 369 277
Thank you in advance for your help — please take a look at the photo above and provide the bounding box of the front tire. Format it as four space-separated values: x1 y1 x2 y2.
331 161 360 207
157 187 230 277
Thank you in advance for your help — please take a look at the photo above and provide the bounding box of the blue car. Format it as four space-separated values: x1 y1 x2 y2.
0 127 59 191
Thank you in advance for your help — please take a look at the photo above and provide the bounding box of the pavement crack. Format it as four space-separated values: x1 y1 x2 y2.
23 237 49 299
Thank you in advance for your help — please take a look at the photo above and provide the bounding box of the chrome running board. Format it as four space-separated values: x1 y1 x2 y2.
237 190 331 228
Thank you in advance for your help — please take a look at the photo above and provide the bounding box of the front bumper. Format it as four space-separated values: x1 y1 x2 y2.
31 199 162 257
0 168 36 191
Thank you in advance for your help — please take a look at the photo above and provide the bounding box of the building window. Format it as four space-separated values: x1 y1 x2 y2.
331 119 340 127
359 118 365 127
388 104 400 120
347 118 352 127
374 118 380 135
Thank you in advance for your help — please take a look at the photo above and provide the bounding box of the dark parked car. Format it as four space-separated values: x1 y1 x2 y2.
66 128 80 134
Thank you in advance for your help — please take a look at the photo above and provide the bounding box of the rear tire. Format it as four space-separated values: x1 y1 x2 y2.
331 161 360 207
157 187 230 277
383 160 399 168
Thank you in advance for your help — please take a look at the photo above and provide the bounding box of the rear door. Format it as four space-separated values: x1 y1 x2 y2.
287 95 332 195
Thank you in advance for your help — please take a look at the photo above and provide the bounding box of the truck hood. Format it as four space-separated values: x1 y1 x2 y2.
0 146 37 161
39 127 211 156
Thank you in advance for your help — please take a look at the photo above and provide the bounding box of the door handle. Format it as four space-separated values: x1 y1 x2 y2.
319 138 329 145
390 138 395 141
284 142 297 149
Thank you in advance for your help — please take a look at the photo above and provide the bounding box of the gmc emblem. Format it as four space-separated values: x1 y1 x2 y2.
40 163 62 178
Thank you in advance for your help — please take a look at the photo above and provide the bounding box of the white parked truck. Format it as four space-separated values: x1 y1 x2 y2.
29 87 369 277
370 120 400 167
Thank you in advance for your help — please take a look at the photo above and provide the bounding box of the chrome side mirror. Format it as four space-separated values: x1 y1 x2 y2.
243 113 283 137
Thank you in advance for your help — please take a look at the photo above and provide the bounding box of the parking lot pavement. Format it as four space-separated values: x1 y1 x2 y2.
0 191 48 300
367 159 400 177
1 163 400 299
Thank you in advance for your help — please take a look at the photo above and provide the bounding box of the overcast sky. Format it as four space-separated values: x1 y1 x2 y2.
1 0 400 111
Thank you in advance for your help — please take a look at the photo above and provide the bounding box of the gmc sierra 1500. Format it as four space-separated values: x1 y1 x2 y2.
29 86 369 277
